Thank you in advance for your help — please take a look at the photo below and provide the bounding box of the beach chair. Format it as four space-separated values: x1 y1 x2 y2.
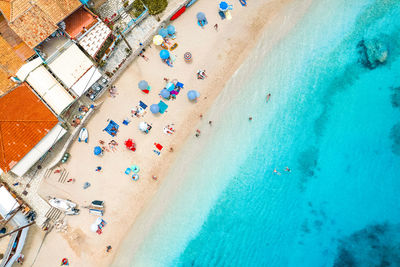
218 11 226 20
158 101 168 114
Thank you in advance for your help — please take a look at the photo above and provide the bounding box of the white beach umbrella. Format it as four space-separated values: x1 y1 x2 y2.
90 223 98 232
139 122 148 132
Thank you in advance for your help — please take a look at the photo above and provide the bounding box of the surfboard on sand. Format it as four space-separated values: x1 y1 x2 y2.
79 128 88 143
186 0 198 8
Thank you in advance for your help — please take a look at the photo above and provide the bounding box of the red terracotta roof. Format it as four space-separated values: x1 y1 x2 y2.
0 83 58 172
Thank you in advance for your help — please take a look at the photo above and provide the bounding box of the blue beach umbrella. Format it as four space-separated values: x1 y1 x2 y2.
150 104 160 114
196 12 206 21
219 1 228 11
187 90 200 101
94 146 102 155
138 80 149 90
159 28 168 38
167 25 175 35
160 89 170 98
160 49 170 59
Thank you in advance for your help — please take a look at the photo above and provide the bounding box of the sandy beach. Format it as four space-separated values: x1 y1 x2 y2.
20 0 313 266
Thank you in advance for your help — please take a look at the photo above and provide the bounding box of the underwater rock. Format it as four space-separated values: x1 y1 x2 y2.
334 223 400 267
297 146 319 177
390 123 400 156
357 38 388 69
391 87 400 108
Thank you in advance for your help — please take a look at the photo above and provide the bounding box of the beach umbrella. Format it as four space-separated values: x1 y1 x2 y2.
139 122 148 132
219 1 228 11
150 104 160 114
159 28 168 38
94 146 102 155
125 138 135 149
138 80 149 90
160 49 170 60
160 89 170 98
167 25 175 35
90 223 98 232
184 52 192 62
197 12 206 21
153 35 164 45
187 90 200 101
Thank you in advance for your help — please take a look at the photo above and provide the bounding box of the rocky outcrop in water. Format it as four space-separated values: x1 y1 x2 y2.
391 87 400 108
390 123 400 156
334 223 400 267
357 38 388 69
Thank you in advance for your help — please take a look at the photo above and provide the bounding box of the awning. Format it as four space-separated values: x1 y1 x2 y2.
27 66 74 114
11 124 67 177
15 57 43 81
48 44 93 88
78 21 111 57
71 66 102 96
0 186 20 219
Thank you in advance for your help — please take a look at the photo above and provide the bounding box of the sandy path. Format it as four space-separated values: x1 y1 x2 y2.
20 0 313 266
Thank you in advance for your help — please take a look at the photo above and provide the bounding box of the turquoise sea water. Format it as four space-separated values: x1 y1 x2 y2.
115 0 400 266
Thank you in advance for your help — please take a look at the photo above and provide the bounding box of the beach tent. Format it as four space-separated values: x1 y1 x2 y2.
159 28 168 38
150 104 160 114
167 25 175 35
187 90 200 101
153 35 164 45
158 101 169 114
160 89 170 99
104 120 119 136
219 1 228 11
197 12 206 21
138 80 150 93
160 49 170 59
94 146 102 155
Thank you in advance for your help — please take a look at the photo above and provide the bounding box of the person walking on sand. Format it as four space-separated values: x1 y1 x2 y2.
106 245 112 252
214 24 218 31
209 121 213 125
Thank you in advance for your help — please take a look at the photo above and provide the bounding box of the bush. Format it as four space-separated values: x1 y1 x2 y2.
131 0 146 17
143 0 168 15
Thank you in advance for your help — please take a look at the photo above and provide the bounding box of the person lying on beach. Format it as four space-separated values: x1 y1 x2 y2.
195 129 201 137
99 140 105 145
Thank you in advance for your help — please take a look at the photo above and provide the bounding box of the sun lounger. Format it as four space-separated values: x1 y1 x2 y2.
139 101 147 109
158 100 168 114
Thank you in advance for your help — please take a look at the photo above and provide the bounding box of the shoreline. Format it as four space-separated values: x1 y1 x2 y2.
21 0 313 266
111 0 314 265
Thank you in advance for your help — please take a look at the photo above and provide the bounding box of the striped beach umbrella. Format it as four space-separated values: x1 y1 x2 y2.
153 35 163 45
184 52 192 62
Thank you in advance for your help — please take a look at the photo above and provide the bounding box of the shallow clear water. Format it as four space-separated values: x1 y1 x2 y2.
119 0 400 266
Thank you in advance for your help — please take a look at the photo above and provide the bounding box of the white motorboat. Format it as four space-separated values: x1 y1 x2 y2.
49 198 79 215
78 127 88 143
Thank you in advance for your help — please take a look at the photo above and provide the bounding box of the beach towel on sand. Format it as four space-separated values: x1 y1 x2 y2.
104 120 119 136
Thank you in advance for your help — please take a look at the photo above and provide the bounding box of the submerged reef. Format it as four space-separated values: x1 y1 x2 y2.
390 123 400 156
391 87 400 108
357 38 388 69
334 223 400 267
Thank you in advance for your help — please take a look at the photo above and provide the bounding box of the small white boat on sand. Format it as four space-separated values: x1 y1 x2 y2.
49 198 79 215
78 127 88 143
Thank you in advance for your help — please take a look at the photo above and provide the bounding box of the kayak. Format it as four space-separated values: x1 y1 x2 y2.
78 127 88 143
170 6 186 21
186 0 198 8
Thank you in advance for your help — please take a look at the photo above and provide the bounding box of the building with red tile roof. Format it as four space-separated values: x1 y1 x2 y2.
0 83 59 173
